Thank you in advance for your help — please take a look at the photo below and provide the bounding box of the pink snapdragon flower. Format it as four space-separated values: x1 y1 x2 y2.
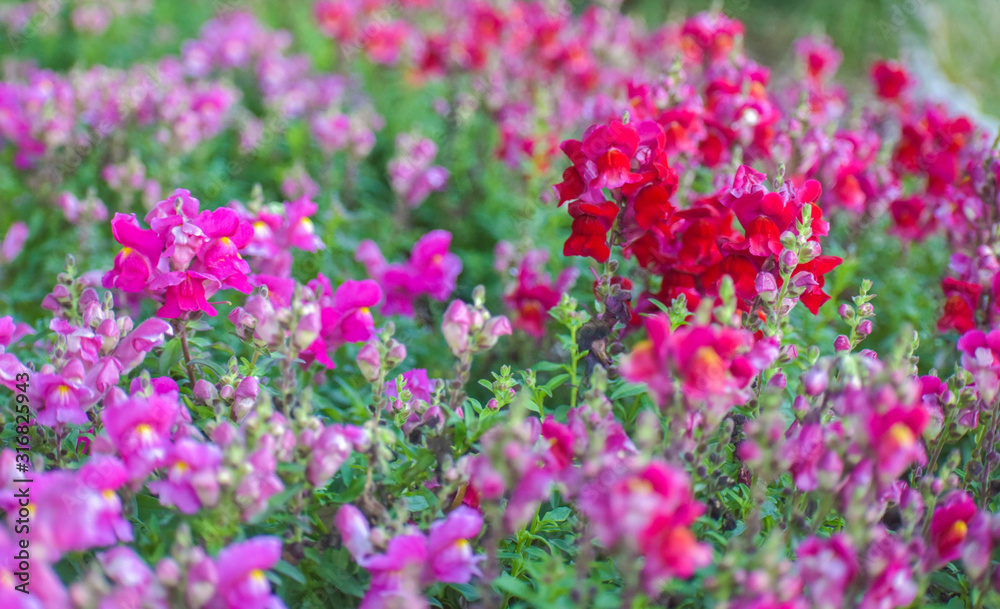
29 358 98 428
957 329 1000 403
210 537 286 609
797 534 858 609
336 503 485 607
0 524 69 608
496 243 578 338
235 438 285 520
581 460 711 593
0 221 28 263
926 491 976 569
14 468 132 561
233 197 324 278
0 316 32 392
102 390 182 482
620 314 778 415
426 506 486 584
148 438 223 514
94 545 167 608
103 189 255 319
860 530 917 609
301 423 368 487
356 230 462 317
299 276 381 369
388 132 450 207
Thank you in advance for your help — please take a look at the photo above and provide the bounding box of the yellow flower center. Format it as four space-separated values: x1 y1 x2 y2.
102 489 116 500
301 217 314 232
250 569 267 584
120 246 134 257
360 307 370 315
887 422 915 449
135 423 154 441
174 461 190 474
627 478 653 494
57 384 70 396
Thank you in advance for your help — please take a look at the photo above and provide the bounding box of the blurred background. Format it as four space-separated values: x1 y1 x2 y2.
5 0 997 118
631 0 1000 122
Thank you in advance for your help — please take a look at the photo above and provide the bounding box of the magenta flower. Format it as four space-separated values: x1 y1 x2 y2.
866 399 930 482
356 230 462 317
336 504 374 561
957 329 1000 403
30 359 98 428
860 530 917 609
102 212 166 293
300 276 381 369
386 369 433 406
17 469 131 561
148 438 223 514
234 197 324 277
425 506 484 584
359 533 429 609
0 524 69 608
102 392 181 481
497 245 578 338
112 318 173 373
621 315 778 417
580 460 710 593
193 207 255 292
235 439 285 520
97 546 167 608
798 534 858 609
926 491 977 569
151 270 222 318
388 133 450 207
211 537 286 609
303 424 367 487
0 221 28 263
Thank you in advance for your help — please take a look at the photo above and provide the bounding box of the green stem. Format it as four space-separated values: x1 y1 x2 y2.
569 322 580 409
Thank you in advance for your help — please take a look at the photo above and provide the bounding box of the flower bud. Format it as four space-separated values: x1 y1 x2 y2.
193 380 218 404
834 335 850 352
768 371 787 390
477 315 512 351
156 558 181 586
779 249 798 270
442 300 471 356
801 369 828 396
233 376 259 419
838 304 854 321
386 339 407 368
857 320 873 335
755 272 778 297
357 342 381 383
293 303 321 349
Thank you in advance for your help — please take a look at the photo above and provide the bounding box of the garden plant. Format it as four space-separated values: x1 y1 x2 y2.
2 1 1000 608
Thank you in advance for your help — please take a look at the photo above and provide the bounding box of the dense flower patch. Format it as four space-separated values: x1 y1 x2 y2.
2 1 1000 608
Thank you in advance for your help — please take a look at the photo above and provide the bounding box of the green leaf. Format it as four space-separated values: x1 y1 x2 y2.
158 338 182 376
494 573 537 602
403 493 430 512
532 361 565 372
609 382 648 401
273 560 306 585
542 507 572 523
541 374 570 393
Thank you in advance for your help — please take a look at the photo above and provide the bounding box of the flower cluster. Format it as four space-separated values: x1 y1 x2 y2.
103 189 254 318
